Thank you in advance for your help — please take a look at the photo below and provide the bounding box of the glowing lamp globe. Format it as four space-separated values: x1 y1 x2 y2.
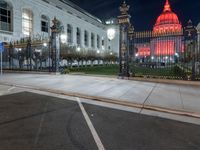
77 47 81 52
60 34 67 43
107 28 116 40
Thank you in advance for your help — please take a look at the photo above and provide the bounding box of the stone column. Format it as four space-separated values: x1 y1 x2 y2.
81 29 84 48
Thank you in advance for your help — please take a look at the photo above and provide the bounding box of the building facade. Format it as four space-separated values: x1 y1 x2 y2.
0 0 119 53
135 0 183 63
197 23 200 57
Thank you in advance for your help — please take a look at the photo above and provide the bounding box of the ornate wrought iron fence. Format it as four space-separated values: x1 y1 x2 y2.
131 30 200 80
2 38 50 72
2 38 118 73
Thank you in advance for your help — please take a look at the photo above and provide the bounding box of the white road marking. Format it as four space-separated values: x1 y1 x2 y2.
77 97 105 150
8 86 15 92
33 102 48 149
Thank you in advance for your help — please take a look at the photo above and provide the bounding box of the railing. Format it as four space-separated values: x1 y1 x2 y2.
131 30 200 80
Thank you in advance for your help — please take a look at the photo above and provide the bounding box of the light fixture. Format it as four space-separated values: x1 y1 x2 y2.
77 47 81 52
107 28 116 40
60 34 67 43
43 43 47 47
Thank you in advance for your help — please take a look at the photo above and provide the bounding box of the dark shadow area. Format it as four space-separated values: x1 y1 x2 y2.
83 103 200 150
0 92 97 150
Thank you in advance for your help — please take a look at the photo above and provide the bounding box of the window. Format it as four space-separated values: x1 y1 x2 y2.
76 27 81 45
97 35 100 48
102 39 105 46
0 0 13 32
67 24 73 44
41 15 49 33
22 9 33 36
84 30 88 46
91 33 95 48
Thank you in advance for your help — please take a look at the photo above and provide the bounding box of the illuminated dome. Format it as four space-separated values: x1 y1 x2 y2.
153 0 182 33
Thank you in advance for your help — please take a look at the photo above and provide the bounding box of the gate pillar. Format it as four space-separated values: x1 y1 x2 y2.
118 1 132 77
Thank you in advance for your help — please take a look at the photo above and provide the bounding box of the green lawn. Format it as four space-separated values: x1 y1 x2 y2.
67 64 186 79
69 65 119 75
132 66 175 76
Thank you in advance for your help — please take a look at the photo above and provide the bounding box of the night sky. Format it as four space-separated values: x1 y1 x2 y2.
69 0 200 31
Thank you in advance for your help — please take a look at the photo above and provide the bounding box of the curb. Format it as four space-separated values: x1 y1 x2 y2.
1 82 200 119
130 77 200 87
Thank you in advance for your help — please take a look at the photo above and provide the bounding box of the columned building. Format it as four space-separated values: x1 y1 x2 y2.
0 0 119 53
197 23 200 57
135 0 183 63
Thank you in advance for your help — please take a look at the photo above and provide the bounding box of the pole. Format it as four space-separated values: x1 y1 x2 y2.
1 51 2 76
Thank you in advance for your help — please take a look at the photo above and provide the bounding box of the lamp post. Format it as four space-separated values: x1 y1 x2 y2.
107 27 116 51
8 42 13 69
107 28 116 41
26 38 32 71
107 28 116 64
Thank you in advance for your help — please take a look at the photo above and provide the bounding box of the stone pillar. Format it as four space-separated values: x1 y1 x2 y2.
73 26 77 46
81 29 84 48
94 33 97 50
88 31 91 49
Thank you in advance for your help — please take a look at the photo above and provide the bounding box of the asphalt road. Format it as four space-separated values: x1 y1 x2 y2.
0 92 200 150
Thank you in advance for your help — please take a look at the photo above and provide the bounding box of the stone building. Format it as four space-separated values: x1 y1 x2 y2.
0 0 119 53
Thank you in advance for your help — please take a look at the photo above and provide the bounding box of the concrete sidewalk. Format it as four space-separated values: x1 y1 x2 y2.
0 73 200 116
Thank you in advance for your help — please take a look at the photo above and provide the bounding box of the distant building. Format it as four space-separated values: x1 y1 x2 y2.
0 0 119 53
197 23 200 58
135 0 183 63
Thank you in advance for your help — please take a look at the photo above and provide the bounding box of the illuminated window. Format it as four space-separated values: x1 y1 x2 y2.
41 15 49 33
84 30 88 46
22 9 33 36
67 24 73 44
0 0 13 32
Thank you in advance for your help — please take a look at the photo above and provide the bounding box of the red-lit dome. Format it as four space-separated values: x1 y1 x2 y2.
153 0 182 33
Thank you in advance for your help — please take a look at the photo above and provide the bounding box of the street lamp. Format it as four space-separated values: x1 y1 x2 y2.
77 46 81 52
43 42 47 47
107 28 116 41
107 28 116 64
60 34 67 44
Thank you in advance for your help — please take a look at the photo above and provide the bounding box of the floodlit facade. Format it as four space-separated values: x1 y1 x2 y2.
0 0 119 53
135 0 183 62
197 23 200 57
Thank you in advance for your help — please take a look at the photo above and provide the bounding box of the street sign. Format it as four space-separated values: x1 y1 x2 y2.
0 42 4 52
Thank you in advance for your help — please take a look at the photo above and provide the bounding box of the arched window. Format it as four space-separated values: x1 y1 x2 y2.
91 33 95 48
76 27 81 45
97 35 100 49
67 24 73 44
84 30 88 46
0 0 13 32
22 8 33 36
41 15 49 33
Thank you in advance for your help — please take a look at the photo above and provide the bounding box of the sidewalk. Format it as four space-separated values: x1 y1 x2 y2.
0 73 200 117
